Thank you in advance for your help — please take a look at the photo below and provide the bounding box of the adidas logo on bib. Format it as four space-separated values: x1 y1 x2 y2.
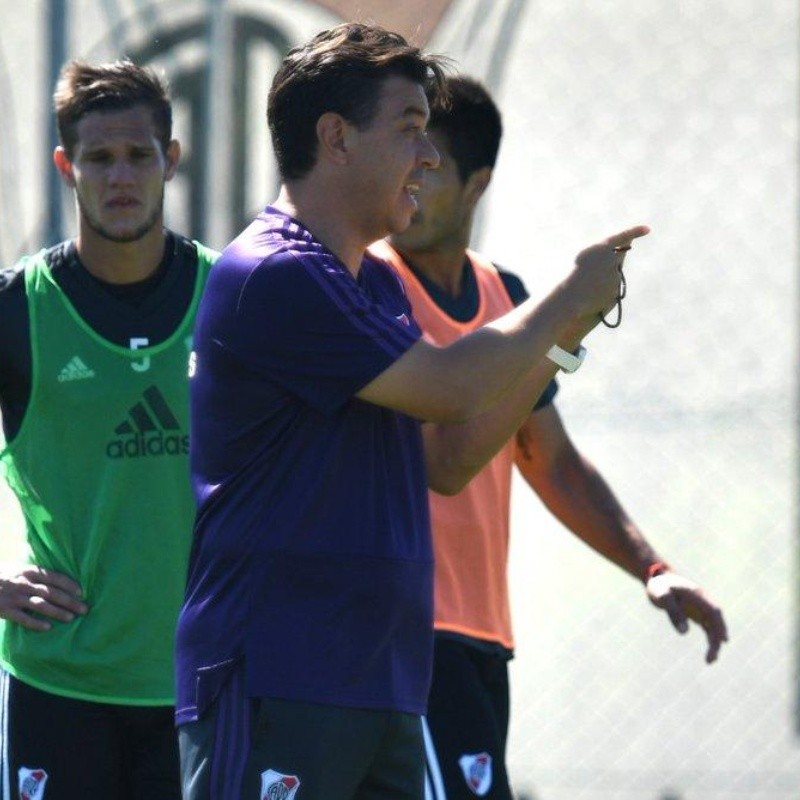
57 356 95 382
105 385 188 459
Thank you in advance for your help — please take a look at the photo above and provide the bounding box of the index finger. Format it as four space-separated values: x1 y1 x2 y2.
607 225 651 250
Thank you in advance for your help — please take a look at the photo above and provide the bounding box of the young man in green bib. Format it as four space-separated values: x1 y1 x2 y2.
0 59 216 798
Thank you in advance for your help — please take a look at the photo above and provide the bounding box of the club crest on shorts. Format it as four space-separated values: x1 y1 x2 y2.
458 752 493 796
18 767 48 800
260 769 300 800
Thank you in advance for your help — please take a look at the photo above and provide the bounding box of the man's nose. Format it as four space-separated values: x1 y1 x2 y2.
420 135 440 170
108 158 136 184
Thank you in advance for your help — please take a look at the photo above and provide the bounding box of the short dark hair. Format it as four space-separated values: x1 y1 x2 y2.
268 22 450 181
54 59 172 157
429 75 502 182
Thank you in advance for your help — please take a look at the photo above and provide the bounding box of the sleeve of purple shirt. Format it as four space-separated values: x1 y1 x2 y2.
207 248 422 417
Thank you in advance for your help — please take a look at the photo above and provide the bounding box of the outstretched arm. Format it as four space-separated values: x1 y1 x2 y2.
360 226 649 492
515 403 728 663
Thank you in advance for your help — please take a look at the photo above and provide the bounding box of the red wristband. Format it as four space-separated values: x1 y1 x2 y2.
644 561 669 582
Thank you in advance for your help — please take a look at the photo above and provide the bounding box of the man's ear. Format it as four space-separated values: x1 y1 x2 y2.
164 139 181 181
53 147 76 188
316 112 350 166
465 166 493 211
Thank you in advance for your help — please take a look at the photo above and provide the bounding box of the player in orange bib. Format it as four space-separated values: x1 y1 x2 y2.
371 75 728 800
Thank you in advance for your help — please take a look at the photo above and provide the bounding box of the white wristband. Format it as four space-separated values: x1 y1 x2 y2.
546 344 587 373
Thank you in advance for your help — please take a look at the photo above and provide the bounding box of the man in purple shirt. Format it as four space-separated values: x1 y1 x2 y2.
176 22 649 800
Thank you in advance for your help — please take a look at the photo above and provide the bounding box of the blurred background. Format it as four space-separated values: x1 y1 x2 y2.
0 1 796 797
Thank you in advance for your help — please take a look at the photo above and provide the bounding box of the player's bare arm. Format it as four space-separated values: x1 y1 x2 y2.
0 565 87 631
515 403 728 662
0 269 88 633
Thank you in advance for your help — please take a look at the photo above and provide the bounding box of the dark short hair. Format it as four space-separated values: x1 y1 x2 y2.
54 59 172 157
267 22 450 181
429 75 502 182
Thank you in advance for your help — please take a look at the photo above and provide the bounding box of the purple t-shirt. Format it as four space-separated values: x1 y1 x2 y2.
175 208 433 723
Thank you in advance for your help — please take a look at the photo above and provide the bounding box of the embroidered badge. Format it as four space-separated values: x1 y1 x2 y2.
19 767 48 800
458 752 493 796
260 768 300 800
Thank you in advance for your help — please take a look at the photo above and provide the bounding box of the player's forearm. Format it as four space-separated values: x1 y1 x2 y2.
359 282 590 424
424 360 559 494
518 446 661 580
427 282 587 419
414 234 640 422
